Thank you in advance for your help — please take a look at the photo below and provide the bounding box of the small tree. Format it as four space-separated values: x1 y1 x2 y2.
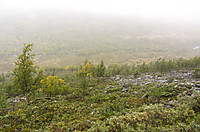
78 59 94 100
13 43 43 104
96 60 106 77
79 59 95 80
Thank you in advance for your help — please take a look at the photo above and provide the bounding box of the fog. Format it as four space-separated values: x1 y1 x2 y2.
1 0 200 21
0 0 200 72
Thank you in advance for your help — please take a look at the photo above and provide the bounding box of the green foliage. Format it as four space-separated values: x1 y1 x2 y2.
78 59 96 100
137 57 200 73
79 77 89 100
40 76 67 96
96 60 106 77
148 84 181 101
78 59 95 78
0 87 7 108
12 43 44 104
194 68 200 78
103 56 200 76
1 57 200 131
134 70 139 78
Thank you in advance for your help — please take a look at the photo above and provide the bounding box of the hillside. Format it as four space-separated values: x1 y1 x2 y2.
0 44 200 131
0 10 200 72
1 59 200 131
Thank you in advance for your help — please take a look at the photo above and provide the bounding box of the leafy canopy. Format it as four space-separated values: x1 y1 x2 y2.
12 43 43 104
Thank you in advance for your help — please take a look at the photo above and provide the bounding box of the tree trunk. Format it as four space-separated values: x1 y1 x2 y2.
25 92 29 104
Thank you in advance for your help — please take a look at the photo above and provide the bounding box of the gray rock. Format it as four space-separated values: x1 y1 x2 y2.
166 105 174 108
140 93 147 99
178 83 185 86
168 100 175 104
158 80 168 83
20 97 26 100
184 90 193 96
174 85 178 88
187 82 192 85
110 77 115 80
133 91 138 95
136 78 142 81
144 82 151 85
123 84 127 88
91 110 95 115
7 98 20 103
89 87 94 89
105 86 110 89
116 75 121 80
173 80 179 82
103 91 108 94
177 93 183 97
122 88 128 92
183 91 187 94
158 77 164 80
192 88 200 93
195 84 200 88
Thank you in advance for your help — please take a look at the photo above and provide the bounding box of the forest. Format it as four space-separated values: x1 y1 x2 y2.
0 43 200 131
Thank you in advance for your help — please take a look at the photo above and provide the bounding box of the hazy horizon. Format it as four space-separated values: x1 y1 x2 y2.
1 0 200 22
0 0 200 72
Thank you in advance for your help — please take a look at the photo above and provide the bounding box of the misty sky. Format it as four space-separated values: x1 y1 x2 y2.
1 0 200 20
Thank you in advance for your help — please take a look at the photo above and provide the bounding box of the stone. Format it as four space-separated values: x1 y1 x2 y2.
89 87 94 89
91 111 95 115
173 80 179 82
110 77 115 80
122 88 128 92
116 75 121 80
105 86 110 89
144 82 151 85
168 100 175 104
195 84 200 88
140 93 147 100
133 91 138 95
178 83 185 86
103 91 108 94
20 97 26 100
192 88 200 93
123 84 127 88
166 105 174 108
7 97 20 103
158 80 168 83
13 99 20 103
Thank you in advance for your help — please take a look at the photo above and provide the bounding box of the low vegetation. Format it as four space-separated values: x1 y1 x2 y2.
0 44 200 131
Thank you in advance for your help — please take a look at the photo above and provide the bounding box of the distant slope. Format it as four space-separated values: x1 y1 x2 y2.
0 10 200 72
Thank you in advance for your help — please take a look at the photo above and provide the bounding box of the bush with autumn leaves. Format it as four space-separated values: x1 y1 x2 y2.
40 75 68 97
